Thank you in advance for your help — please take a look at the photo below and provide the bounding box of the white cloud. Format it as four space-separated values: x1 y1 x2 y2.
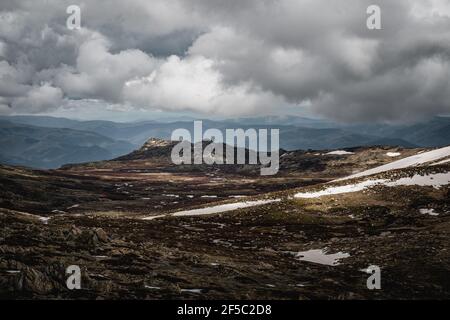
11 83 63 113
123 55 284 115
55 34 159 101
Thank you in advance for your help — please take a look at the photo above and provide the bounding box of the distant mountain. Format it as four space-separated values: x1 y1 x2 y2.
366 137 417 148
0 115 184 146
0 115 82 128
0 120 134 169
277 126 416 150
226 115 336 128
387 117 450 147
342 117 450 148
1 115 448 169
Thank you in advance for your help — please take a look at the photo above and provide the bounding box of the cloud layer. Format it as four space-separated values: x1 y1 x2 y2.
0 0 450 121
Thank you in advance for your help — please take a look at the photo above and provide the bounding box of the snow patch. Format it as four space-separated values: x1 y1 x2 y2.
338 146 450 181
326 150 354 155
295 172 450 198
295 179 385 198
51 210 66 214
16 212 52 224
143 199 280 219
386 152 401 157
143 214 168 221
386 173 450 189
294 249 350 266
180 289 203 294
172 199 280 217
432 158 450 166
419 208 440 216
39 217 51 224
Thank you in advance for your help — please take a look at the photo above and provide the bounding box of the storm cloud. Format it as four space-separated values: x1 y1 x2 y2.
0 0 449 121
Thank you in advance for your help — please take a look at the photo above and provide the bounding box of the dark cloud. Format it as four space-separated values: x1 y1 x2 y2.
0 0 449 121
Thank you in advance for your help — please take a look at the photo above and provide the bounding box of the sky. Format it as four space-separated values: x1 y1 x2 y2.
0 0 450 123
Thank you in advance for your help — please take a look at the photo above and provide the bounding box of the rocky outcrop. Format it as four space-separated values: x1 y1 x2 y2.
66 226 110 248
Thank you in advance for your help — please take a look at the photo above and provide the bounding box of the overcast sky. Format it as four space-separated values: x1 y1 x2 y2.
0 0 450 122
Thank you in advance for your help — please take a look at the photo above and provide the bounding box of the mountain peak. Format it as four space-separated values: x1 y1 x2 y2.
142 138 174 149
114 137 177 161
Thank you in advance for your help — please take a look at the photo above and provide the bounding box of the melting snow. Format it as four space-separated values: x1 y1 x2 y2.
143 199 280 220
338 146 450 181
142 214 168 221
51 210 66 214
295 146 450 198
180 289 203 294
295 180 385 198
16 212 52 224
145 285 161 290
419 208 440 216
171 199 280 217
295 172 450 198
386 173 450 189
294 249 350 266
326 150 354 155
386 152 401 157
432 158 450 166
39 217 51 224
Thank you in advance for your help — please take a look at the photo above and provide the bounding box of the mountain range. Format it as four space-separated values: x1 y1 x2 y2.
1 115 449 169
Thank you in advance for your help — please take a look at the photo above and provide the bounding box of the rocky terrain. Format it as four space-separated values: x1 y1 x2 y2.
0 139 449 299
